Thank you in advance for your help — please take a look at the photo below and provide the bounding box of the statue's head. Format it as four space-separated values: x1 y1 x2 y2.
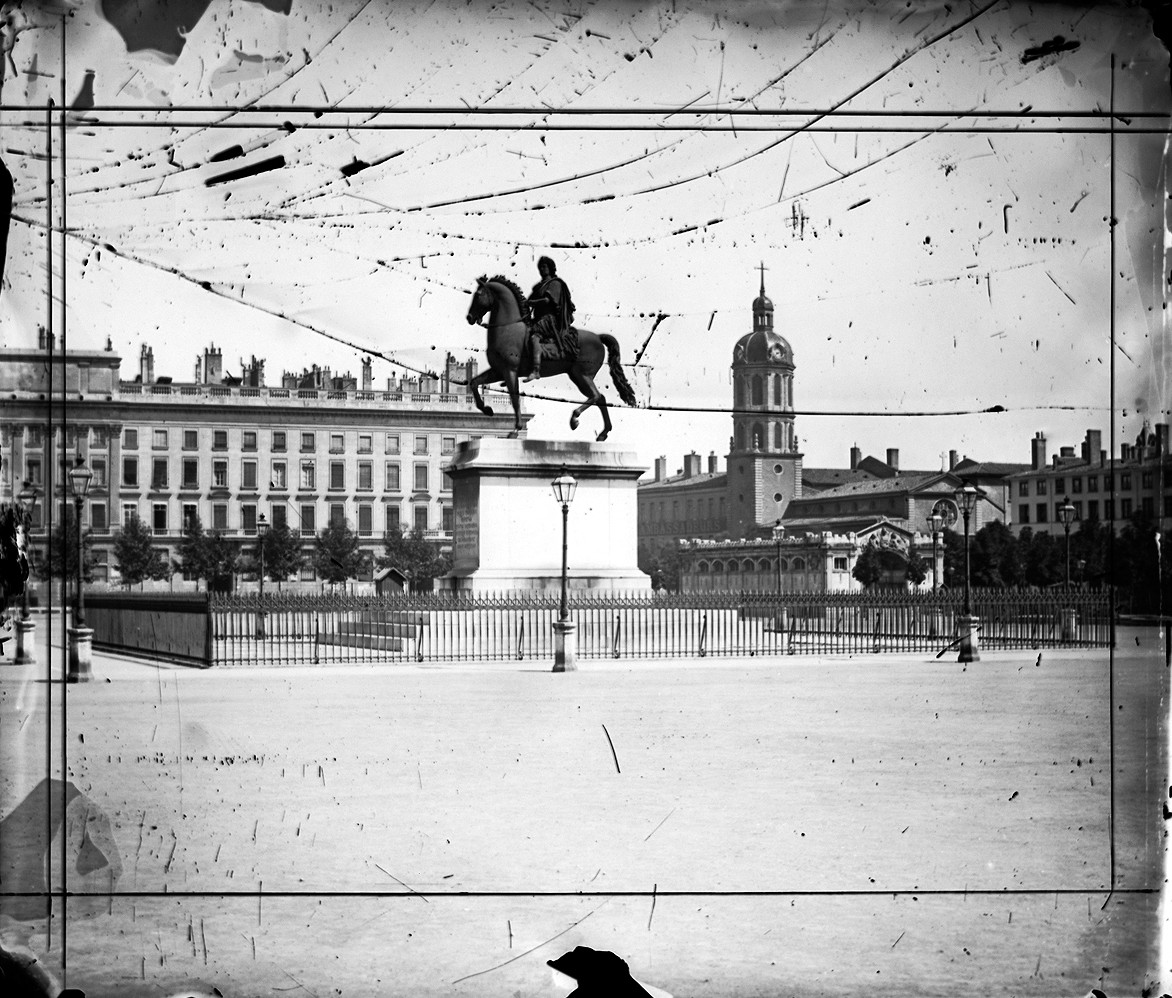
537 255 556 277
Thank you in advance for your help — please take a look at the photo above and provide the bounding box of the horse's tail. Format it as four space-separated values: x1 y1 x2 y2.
598 333 638 407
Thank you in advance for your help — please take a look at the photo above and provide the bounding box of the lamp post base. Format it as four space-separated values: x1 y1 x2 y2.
957 614 981 663
552 618 577 673
67 626 94 683
13 616 36 665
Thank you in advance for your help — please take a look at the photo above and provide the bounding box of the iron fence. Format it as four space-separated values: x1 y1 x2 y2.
207 589 1112 667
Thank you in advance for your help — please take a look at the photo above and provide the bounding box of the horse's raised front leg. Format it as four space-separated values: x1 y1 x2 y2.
468 369 501 417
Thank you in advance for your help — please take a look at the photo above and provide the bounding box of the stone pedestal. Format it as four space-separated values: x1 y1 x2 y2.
67 626 94 683
1060 607 1077 643
13 616 36 665
444 438 651 593
552 618 577 672
957 614 981 663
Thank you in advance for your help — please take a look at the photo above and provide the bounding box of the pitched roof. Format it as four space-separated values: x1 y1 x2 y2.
788 471 955 502
638 471 727 492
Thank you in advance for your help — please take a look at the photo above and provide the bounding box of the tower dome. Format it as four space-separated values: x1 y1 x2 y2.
733 261 792 366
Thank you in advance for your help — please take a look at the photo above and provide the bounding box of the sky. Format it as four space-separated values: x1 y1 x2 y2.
0 0 1168 476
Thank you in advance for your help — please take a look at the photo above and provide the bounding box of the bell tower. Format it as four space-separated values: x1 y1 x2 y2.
726 262 803 537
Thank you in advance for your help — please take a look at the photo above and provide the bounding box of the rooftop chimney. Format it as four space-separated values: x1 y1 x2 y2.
140 344 154 384
1031 431 1047 471
684 452 702 478
1082 429 1102 464
203 344 223 385
886 448 899 472
850 445 861 471
362 356 373 391
708 451 719 474
949 449 958 470
654 456 667 482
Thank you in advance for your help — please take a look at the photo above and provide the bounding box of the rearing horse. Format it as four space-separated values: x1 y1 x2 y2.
465 275 637 441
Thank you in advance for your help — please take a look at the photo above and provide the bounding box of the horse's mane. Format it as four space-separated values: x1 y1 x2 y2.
487 274 527 312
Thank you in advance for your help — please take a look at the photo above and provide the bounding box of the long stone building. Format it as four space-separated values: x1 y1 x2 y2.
0 339 521 585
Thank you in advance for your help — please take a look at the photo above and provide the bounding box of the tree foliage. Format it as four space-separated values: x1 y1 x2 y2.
378 528 450 592
851 545 883 588
314 518 365 584
640 540 682 592
36 505 96 582
113 514 172 586
258 523 306 584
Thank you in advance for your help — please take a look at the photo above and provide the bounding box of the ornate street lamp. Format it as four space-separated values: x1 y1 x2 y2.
1058 495 1076 590
67 452 94 682
13 481 39 665
772 519 785 594
928 512 943 593
551 466 577 672
954 481 981 663
256 512 269 639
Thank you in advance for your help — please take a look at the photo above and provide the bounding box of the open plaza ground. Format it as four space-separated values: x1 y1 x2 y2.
0 615 1165 997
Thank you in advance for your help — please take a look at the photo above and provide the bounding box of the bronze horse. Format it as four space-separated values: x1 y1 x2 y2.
465 275 637 441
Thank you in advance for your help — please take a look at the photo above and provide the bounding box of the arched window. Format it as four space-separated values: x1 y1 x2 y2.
792 557 806 570
757 558 771 572
752 375 764 406
773 422 782 451
778 558 789 572
698 560 710 573
773 375 781 406
752 422 765 451
712 559 725 573
742 558 755 572
734 379 745 408
735 425 745 451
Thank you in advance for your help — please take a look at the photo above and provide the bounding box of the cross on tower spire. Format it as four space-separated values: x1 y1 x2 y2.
758 260 768 296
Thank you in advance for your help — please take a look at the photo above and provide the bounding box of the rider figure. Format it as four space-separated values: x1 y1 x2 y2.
524 256 576 382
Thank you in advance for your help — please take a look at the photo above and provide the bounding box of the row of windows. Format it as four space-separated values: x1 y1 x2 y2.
642 497 727 522
1017 470 1159 497
25 425 459 457
733 373 791 409
45 500 453 536
1017 495 1167 524
27 456 450 494
694 555 819 573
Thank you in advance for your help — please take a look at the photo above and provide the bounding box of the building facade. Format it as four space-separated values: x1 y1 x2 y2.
0 342 522 585
637 267 1013 573
1006 424 1171 536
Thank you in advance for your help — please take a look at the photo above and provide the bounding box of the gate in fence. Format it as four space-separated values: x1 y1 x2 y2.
207 589 1112 667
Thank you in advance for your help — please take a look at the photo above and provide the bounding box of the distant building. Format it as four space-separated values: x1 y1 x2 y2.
1005 424 1171 536
0 340 521 586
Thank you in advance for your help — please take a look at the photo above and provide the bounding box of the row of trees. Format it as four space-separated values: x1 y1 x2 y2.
937 516 1171 613
33 512 451 592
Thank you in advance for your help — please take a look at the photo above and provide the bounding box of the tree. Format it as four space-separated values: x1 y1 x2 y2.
314 518 364 585
1018 527 1062 588
645 541 682 592
36 505 96 582
113 514 171 587
378 528 450 592
260 522 306 585
904 549 928 587
851 545 883 588
205 532 240 593
970 521 1023 587
177 513 211 588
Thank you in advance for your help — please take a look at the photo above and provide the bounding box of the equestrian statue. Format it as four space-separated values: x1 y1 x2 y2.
465 257 637 441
